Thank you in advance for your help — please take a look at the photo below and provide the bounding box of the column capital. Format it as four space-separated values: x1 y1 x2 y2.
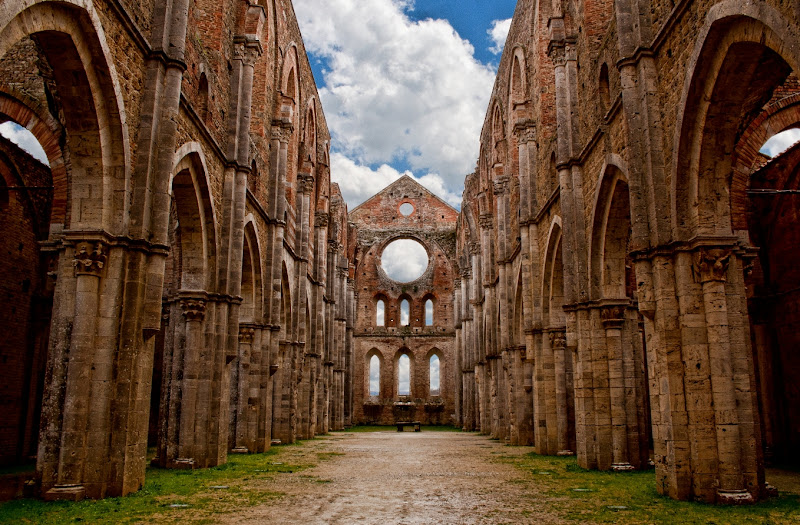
479 214 493 230
693 247 732 283
298 173 315 194
73 241 107 277
180 298 206 321
600 305 626 329
548 329 566 349
239 326 255 343
493 176 509 195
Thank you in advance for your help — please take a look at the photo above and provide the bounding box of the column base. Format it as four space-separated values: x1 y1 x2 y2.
717 489 755 505
557 450 575 456
230 446 249 454
764 483 779 498
170 458 196 470
612 462 635 471
44 484 85 501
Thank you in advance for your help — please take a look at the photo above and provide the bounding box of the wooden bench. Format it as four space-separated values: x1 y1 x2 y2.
396 421 421 432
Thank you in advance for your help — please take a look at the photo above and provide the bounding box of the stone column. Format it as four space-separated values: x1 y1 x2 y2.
601 306 633 471
232 325 255 453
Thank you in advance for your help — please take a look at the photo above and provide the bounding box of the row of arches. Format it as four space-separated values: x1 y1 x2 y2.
366 349 442 399
456 0 800 505
374 295 436 327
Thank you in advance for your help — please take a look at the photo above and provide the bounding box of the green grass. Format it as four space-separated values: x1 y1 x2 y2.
0 445 322 524
500 451 800 524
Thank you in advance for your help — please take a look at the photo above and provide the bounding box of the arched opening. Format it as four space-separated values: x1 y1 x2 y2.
152 150 218 467
425 298 434 326
397 353 411 396
671 14 800 491
400 298 410 327
198 72 210 123
369 355 381 396
376 298 385 326
429 354 440 396
599 63 611 114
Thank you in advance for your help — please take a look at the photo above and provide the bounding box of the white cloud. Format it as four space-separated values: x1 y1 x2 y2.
0 121 49 165
398 354 410 395
295 0 494 204
381 239 429 283
488 18 512 55
369 355 380 396
760 128 800 158
331 153 461 208
430 355 440 394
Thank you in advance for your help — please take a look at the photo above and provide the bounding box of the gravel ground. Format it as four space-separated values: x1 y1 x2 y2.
218 431 561 525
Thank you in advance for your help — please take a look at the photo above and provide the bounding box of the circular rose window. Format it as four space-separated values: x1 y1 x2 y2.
399 202 414 216
381 239 429 282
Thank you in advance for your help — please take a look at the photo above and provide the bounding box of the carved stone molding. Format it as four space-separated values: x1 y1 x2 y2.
298 173 315 194
315 211 330 228
493 176 509 196
548 44 567 67
181 299 206 321
239 326 255 344
73 242 107 277
600 306 626 329
270 120 294 143
468 242 481 255
693 248 732 284
548 330 567 349
514 120 536 143
232 41 260 66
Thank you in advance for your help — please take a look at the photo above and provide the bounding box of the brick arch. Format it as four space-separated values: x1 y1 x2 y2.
170 149 219 292
1 1 130 234
0 89 64 230
589 161 631 300
730 93 800 231
240 220 263 323
671 2 800 240
542 217 564 328
365 348 384 398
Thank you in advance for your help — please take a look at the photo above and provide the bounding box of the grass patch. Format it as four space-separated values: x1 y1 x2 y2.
0 445 314 524
500 451 800 524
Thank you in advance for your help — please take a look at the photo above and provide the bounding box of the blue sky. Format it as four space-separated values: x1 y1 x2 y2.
295 0 518 209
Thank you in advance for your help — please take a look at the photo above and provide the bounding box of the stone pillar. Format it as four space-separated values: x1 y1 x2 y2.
232 325 255 453
601 306 633 471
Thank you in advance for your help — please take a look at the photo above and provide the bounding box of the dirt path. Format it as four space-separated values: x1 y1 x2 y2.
218 431 560 525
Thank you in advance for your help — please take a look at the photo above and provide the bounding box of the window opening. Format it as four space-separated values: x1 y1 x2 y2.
425 299 433 326
376 299 385 326
369 355 380 396
398 354 410 395
400 299 410 326
430 355 440 396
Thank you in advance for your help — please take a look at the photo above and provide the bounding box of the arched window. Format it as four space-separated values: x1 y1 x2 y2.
400 299 410 326
198 72 209 122
425 299 433 326
376 299 385 326
398 354 411 395
429 355 440 396
369 355 380 396
599 63 611 113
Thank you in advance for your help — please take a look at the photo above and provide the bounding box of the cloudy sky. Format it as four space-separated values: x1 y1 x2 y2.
294 0 517 209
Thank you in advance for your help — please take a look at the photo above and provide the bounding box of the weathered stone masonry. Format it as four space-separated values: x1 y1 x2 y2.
456 0 800 504
0 0 354 500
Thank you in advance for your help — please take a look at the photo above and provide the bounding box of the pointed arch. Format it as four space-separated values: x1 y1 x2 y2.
171 144 219 291
0 1 131 234
542 217 565 328
589 158 631 300
671 1 800 240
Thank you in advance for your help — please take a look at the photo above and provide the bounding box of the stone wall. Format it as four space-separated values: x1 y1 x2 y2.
456 0 800 505
0 0 354 501
350 176 458 426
